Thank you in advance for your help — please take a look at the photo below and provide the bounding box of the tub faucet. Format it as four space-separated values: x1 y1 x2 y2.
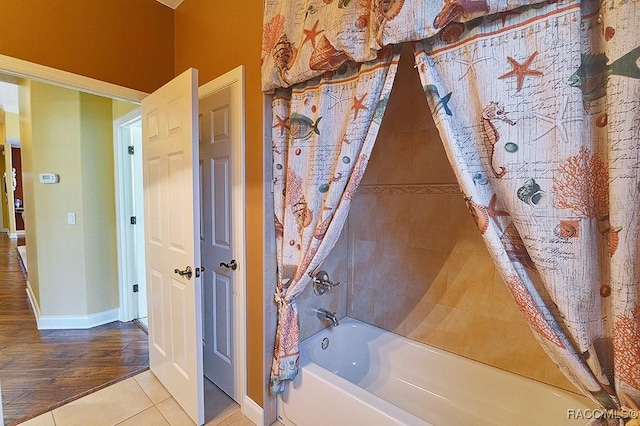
317 308 339 327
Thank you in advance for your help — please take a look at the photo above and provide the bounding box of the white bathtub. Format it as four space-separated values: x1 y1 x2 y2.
278 317 595 426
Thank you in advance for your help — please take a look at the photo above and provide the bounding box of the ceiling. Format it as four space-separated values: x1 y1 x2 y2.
156 0 184 9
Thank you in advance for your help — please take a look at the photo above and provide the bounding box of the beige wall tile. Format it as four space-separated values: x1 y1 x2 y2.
348 194 378 241
350 239 378 290
409 194 454 251
402 247 448 303
488 319 547 382
347 284 375 322
443 307 494 364
373 287 411 334
404 302 446 348
374 194 411 246
410 129 457 184
445 254 496 314
491 272 529 326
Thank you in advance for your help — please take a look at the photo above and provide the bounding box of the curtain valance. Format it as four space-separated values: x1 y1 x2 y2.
262 0 552 91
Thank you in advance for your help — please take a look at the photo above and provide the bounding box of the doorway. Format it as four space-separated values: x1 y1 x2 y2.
114 109 147 328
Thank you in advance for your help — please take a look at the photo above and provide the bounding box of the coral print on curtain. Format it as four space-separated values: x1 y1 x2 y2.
414 0 640 414
269 46 401 394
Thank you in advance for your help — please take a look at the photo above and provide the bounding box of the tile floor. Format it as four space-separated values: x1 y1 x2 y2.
15 371 255 426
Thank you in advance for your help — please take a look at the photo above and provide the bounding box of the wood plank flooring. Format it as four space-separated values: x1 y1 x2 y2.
0 234 149 426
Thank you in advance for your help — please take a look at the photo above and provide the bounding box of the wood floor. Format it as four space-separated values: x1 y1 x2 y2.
0 234 149 426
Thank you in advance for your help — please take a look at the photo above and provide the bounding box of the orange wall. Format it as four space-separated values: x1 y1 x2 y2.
0 0 174 93
174 0 265 405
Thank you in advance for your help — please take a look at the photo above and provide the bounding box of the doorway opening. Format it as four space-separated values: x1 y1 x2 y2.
114 109 147 328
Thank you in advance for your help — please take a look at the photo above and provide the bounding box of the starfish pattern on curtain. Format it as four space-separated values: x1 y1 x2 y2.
413 0 640 414
269 46 401 394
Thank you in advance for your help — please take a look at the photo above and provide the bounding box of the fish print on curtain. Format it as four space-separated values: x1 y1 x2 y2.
269 45 401 395
414 0 640 412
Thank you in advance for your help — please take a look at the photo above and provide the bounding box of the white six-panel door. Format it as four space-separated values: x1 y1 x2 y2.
142 68 204 425
200 86 237 399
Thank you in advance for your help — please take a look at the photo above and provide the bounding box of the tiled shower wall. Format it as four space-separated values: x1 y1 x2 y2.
342 45 578 393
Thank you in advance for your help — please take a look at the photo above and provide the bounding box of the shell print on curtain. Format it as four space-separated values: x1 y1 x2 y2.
415 0 640 412
261 0 552 92
269 46 401 395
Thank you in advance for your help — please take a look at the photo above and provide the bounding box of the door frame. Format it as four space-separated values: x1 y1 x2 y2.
114 108 146 322
0 54 248 416
198 65 247 405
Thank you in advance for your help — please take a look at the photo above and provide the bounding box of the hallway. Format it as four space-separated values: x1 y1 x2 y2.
0 234 149 425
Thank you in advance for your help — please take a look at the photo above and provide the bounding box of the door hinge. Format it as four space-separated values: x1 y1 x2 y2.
128 146 135 155
130 216 137 225
133 284 139 293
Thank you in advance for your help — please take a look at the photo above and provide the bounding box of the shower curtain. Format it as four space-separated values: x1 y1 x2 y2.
268 47 401 394
263 0 640 413
413 0 640 413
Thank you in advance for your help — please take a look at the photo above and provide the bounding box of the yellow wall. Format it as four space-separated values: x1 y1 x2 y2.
0 0 174 93
18 81 38 299
5 112 20 141
19 80 119 316
174 0 265 405
80 93 120 314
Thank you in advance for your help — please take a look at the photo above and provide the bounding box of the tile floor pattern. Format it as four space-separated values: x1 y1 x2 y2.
15 371 255 426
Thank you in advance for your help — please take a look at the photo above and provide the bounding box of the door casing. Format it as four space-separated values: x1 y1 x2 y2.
114 108 146 323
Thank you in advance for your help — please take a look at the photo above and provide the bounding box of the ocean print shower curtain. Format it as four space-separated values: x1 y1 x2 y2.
413 0 640 413
267 48 401 394
263 0 640 412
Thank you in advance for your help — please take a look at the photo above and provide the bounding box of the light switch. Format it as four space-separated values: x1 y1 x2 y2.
67 213 76 225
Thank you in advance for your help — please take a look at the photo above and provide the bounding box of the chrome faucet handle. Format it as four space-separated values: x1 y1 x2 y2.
313 270 340 295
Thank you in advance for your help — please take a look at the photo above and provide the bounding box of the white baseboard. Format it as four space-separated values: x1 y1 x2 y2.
25 281 41 321
8 230 24 239
243 395 264 426
25 283 119 329
37 308 120 330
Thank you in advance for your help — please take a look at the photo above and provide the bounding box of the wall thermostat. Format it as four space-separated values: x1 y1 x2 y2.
39 173 59 184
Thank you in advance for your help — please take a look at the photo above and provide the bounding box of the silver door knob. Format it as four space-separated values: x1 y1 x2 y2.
219 259 237 270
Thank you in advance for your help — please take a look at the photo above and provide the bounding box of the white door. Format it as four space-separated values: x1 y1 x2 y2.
142 68 204 425
200 87 237 399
